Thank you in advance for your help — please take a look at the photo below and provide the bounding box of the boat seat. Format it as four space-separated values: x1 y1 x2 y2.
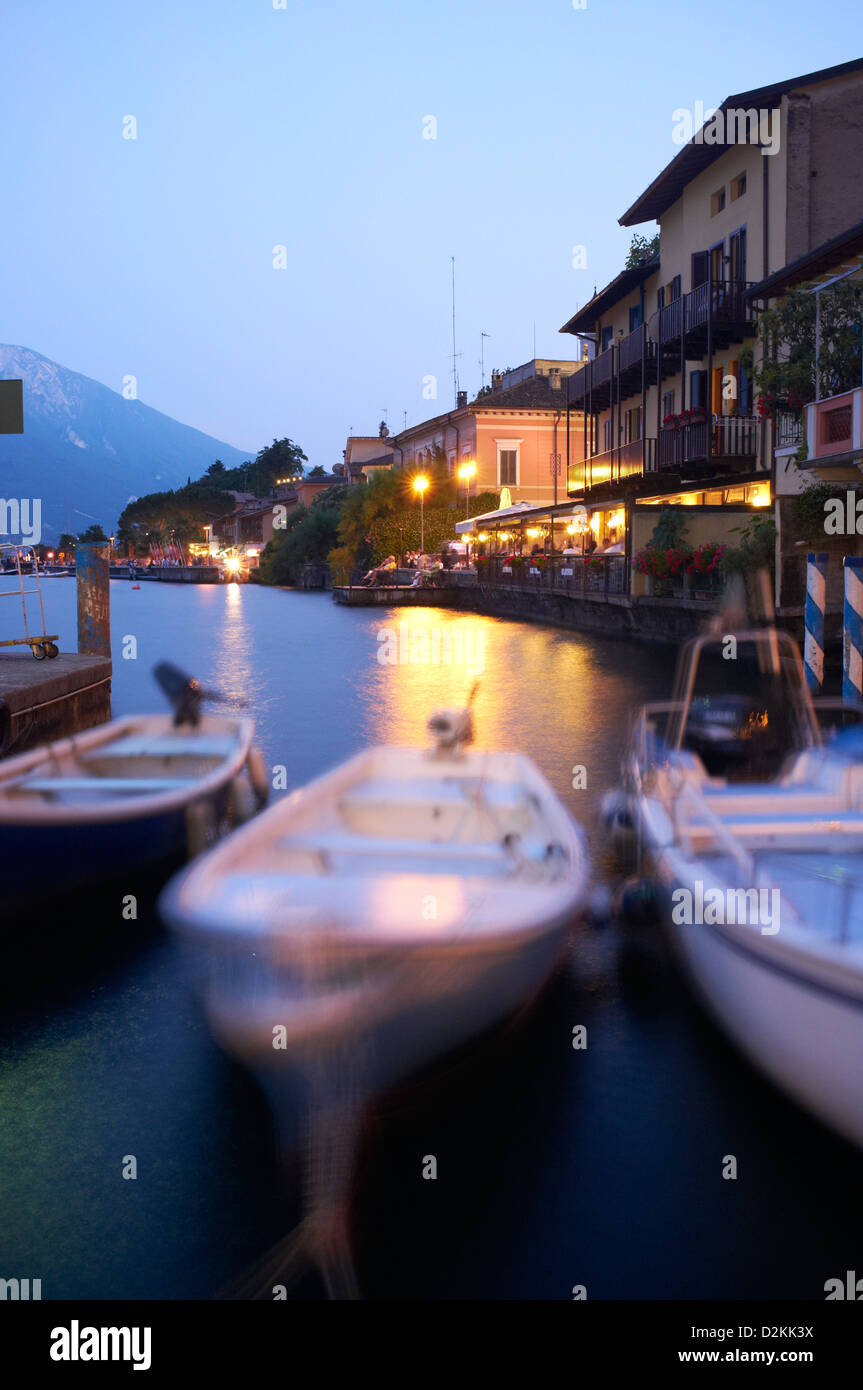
15 776 195 794
690 809 863 836
280 831 508 861
339 779 528 809
88 735 237 759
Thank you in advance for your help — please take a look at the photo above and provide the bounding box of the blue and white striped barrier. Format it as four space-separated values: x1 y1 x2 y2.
804 552 828 693
843 557 863 704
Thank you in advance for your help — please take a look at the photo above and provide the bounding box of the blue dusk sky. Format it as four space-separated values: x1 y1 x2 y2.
1 0 859 467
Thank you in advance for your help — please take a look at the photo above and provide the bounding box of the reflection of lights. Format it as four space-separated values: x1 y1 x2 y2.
566 523 577 535
526 528 541 538
750 486 771 507
225 555 241 573
608 509 625 529
477 532 488 542
590 513 600 532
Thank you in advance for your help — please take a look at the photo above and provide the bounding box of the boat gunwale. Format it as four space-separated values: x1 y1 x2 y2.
0 713 256 825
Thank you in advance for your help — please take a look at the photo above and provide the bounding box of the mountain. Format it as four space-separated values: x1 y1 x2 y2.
0 346 253 539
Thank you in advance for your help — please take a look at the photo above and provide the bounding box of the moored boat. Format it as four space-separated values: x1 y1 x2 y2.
623 627 863 1147
160 701 591 1131
0 664 267 911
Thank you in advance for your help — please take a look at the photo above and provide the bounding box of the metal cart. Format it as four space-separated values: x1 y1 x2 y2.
0 544 60 659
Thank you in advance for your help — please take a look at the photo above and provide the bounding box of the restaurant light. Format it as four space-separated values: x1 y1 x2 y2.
751 485 771 507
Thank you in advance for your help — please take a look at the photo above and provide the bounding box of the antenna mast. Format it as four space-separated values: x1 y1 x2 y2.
451 256 458 405
480 331 490 391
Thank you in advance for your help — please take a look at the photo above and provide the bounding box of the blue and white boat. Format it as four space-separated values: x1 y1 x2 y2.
623 626 863 1147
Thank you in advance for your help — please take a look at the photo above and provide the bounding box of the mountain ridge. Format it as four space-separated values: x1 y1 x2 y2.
0 345 253 539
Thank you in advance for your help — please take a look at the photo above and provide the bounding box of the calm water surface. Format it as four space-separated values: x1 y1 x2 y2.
1 581 860 1300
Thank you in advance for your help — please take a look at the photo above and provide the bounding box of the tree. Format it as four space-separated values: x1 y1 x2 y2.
77 523 108 543
58 533 77 553
258 504 341 586
206 460 226 477
624 232 660 268
744 280 863 414
308 465 327 478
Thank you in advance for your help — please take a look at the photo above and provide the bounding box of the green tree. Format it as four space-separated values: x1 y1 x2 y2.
308 464 327 478
77 523 108 543
625 232 660 268
745 279 863 412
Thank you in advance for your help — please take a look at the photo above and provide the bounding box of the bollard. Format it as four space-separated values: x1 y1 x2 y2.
77 543 111 657
804 552 828 693
843 556 863 704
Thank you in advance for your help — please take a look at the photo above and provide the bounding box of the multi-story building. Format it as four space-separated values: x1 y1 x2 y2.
388 359 586 508
560 56 863 569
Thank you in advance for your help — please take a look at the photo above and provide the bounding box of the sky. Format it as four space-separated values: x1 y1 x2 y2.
1 0 860 469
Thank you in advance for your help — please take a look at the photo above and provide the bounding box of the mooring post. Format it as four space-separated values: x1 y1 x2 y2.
843 556 863 704
77 543 111 657
804 552 828 693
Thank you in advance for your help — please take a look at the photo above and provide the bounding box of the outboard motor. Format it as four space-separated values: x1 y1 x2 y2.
154 662 224 727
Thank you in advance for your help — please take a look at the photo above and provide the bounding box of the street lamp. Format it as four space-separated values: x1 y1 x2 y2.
457 460 477 520
413 474 429 554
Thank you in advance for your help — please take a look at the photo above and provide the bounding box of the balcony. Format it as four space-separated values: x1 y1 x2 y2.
774 408 804 450
657 415 758 472
655 281 756 374
566 344 616 411
617 324 658 396
568 437 656 494
801 388 863 465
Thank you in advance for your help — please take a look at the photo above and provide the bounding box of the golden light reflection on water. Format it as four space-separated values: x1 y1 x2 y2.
360 608 607 799
212 583 256 707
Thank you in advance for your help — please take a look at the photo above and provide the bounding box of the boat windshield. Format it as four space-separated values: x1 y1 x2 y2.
663 629 820 783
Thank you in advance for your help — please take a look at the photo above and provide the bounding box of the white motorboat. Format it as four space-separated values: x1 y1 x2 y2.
623 627 863 1147
0 663 267 910
160 701 591 1128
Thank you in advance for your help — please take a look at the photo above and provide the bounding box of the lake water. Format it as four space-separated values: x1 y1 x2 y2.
1 579 860 1300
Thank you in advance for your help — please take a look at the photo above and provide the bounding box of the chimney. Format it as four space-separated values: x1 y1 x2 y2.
549 368 562 390
456 389 467 408
491 371 502 391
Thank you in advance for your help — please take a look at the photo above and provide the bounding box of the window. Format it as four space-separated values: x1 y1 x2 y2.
495 440 521 486
730 226 747 285
657 286 665 311
691 252 709 289
738 360 752 415
689 370 708 409
601 325 614 352
671 274 682 301
662 390 676 420
625 407 642 443
629 302 643 332
602 419 613 451
731 173 747 202
710 187 726 216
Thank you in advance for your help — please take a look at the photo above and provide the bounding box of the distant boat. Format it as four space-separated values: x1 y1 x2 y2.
0 664 267 911
622 626 863 1148
161 698 591 1129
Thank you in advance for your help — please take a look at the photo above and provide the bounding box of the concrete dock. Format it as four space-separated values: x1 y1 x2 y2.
0 651 112 754
333 585 458 606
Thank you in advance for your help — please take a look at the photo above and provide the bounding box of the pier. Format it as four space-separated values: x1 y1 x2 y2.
0 650 112 752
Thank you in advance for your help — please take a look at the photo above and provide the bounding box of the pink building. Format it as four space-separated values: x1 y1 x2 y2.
388 360 587 507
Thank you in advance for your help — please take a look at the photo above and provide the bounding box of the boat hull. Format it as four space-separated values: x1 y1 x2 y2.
642 830 863 1148
192 917 572 1141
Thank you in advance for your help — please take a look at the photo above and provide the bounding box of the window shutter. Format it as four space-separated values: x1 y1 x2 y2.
691 253 708 289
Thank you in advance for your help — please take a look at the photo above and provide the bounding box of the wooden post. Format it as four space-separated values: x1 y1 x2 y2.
77 543 111 657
